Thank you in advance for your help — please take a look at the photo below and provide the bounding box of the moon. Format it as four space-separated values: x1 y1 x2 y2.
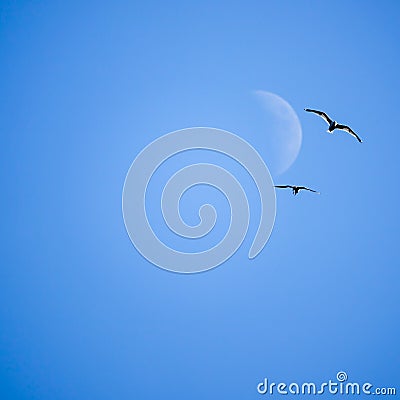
254 90 302 175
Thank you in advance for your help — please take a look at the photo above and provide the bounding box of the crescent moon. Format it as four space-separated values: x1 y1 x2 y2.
254 90 302 175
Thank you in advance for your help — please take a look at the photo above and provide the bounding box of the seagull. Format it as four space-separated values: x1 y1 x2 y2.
275 185 320 196
304 108 362 143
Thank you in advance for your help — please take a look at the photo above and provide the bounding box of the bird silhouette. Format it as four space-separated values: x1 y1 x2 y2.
275 185 320 196
304 108 362 143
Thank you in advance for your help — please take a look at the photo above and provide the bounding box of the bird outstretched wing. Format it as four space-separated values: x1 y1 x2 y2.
274 185 293 189
304 108 332 125
297 186 320 194
335 124 362 143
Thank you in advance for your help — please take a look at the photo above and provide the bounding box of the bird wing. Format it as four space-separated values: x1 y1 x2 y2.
274 185 293 189
304 108 332 125
297 186 320 194
335 124 362 143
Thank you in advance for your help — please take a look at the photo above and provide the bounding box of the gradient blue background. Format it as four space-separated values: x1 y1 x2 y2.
1 1 399 398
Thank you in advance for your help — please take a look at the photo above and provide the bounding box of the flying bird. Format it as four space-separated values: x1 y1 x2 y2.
304 108 362 143
275 185 320 196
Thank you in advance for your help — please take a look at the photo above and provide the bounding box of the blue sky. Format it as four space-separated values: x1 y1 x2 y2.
1 1 399 399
